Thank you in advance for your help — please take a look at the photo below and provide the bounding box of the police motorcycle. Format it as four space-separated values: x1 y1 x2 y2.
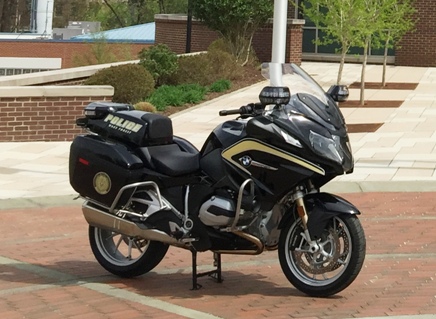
69 63 365 297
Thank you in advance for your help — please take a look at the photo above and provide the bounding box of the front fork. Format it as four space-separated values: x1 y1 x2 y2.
295 191 320 253
291 189 362 256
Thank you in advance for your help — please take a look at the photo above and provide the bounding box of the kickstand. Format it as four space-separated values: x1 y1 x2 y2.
191 250 223 290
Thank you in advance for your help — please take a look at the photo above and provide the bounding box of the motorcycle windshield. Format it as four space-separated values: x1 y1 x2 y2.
261 63 346 133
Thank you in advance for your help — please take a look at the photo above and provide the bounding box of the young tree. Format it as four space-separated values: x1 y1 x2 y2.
192 0 274 66
354 0 416 104
297 0 364 85
352 0 385 105
375 0 416 86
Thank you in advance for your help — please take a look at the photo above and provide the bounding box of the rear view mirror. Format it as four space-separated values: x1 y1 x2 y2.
327 85 349 102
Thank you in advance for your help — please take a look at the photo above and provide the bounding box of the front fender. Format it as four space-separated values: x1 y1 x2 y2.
279 192 361 239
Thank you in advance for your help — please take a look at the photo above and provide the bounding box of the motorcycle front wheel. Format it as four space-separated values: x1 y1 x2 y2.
278 214 365 297
89 226 169 278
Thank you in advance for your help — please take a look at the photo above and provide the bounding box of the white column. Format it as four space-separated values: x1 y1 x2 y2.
36 0 54 37
270 0 288 87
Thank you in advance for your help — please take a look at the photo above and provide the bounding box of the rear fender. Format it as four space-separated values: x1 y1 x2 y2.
279 192 361 239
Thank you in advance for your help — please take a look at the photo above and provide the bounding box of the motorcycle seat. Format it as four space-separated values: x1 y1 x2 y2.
137 144 200 176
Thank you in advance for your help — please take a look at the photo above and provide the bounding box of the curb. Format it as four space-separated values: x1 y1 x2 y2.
2 180 436 209
0 194 81 210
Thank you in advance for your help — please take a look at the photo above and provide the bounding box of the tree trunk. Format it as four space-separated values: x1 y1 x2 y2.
337 46 348 85
0 0 14 32
241 33 254 67
382 34 390 87
359 39 369 106
158 0 165 13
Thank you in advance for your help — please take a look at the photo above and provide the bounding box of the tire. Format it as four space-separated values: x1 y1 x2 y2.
89 226 169 278
278 214 366 297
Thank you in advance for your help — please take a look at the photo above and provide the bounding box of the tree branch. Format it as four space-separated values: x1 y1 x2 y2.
103 0 125 27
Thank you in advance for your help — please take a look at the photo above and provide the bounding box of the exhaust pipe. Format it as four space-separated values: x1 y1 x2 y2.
82 202 181 246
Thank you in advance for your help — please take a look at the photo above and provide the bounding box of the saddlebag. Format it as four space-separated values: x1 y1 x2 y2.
69 135 147 207
82 102 173 147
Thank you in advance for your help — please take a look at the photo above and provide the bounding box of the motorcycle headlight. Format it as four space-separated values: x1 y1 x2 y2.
309 131 343 164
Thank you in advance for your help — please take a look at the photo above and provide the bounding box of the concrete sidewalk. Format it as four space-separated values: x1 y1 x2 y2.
1 62 436 318
2 62 436 200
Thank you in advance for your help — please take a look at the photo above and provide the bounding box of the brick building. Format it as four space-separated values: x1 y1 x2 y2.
0 40 149 69
290 0 434 67
394 0 436 67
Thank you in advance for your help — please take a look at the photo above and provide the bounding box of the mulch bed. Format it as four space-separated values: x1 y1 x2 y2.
349 82 418 90
347 123 384 133
339 81 417 131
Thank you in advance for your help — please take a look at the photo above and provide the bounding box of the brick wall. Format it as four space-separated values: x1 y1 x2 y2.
155 15 304 64
0 86 113 142
0 40 151 68
396 0 436 67
155 17 219 54
287 24 303 64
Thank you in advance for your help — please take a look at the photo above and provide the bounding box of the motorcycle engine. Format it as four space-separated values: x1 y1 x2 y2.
198 196 236 226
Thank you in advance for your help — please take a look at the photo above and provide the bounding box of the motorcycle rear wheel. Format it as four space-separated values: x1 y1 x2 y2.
89 226 169 278
278 214 365 297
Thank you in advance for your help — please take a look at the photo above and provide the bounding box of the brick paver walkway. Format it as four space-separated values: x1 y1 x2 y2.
1 192 435 319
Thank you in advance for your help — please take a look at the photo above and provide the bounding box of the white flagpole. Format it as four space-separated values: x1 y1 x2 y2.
270 0 288 87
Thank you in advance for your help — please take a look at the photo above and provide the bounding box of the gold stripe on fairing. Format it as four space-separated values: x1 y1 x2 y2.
221 139 325 176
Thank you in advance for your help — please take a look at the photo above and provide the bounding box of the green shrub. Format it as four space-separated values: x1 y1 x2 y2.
147 85 183 110
208 49 244 81
170 53 211 86
85 64 155 104
171 50 242 86
208 38 232 55
179 84 208 104
147 84 208 111
134 101 156 113
138 44 178 86
209 79 231 93
208 37 260 67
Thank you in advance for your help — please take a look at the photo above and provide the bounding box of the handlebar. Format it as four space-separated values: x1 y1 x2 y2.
219 109 243 116
219 103 263 117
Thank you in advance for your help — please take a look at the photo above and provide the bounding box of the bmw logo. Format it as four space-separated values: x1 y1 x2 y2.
239 155 252 167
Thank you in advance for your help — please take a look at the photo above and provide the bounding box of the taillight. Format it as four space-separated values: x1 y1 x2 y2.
79 158 89 166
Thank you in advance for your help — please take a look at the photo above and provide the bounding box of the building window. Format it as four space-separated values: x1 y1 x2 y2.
295 0 394 57
0 68 54 76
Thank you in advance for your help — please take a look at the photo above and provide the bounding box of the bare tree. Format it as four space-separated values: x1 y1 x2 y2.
0 0 18 32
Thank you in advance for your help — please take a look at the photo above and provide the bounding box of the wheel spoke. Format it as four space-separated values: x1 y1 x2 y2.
337 252 348 264
132 240 144 253
115 236 123 250
106 232 117 241
127 238 133 260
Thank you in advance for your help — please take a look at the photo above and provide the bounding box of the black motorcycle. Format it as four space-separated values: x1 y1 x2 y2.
69 63 365 297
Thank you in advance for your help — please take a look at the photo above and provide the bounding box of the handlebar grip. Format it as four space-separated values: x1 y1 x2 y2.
219 109 241 116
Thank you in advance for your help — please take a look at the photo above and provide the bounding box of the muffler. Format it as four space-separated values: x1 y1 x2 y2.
82 202 181 246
